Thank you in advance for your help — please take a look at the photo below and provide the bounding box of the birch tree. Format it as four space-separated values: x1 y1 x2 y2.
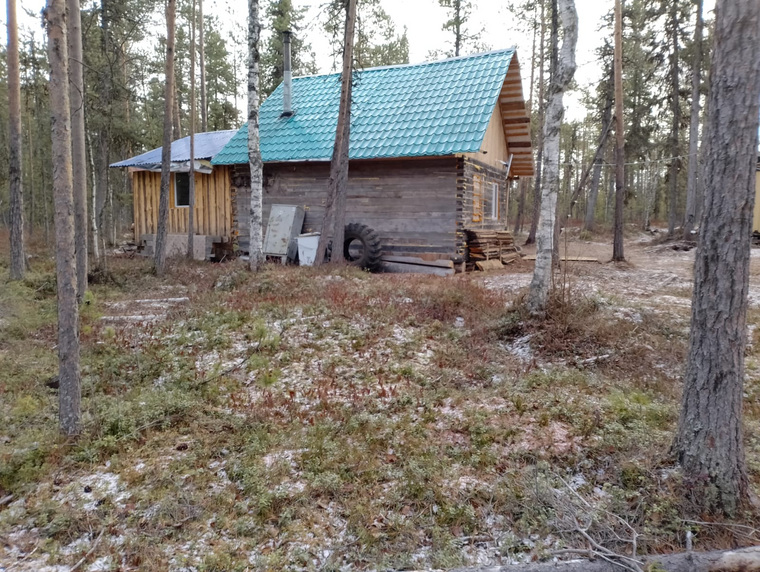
46 0 82 436
526 0 577 313
315 0 357 266
8 0 26 280
672 0 760 516
248 0 264 272
154 0 177 276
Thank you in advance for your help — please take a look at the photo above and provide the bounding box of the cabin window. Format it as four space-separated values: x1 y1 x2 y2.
174 173 190 207
472 174 484 223
490 182 499 219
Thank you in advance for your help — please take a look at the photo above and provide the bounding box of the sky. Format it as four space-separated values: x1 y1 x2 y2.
8 0 714 121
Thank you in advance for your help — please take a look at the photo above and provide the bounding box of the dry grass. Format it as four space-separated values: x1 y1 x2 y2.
1 237 759 570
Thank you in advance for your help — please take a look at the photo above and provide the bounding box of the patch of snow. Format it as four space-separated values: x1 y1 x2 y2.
502 334 534 363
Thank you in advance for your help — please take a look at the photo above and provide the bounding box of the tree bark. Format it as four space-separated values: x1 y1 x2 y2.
67 0 87 300
513 177 527 234
8 0 25 280
46 0 82 436
682 0 703 238
667 0 680 238
584 68 613 233
315 0 357 266
672 0 760 517
86 130 100 262
154 0 177 276
247 0 264 272
525 0 546 246
526 0 577 313
611 0 625 261
199 0 207 132
187 0 196 259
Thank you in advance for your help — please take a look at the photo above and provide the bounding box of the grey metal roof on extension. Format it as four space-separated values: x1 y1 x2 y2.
110 130 238 169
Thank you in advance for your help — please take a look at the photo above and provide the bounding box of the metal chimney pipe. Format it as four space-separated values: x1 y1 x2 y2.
282 30 293 117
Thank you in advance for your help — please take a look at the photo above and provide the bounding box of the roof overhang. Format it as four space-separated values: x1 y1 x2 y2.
499 53 534 177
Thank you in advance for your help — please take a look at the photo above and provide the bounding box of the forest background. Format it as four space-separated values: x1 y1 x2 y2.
0 0 720 250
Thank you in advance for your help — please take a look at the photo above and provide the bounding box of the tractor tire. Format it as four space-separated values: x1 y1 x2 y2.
343 223 383 271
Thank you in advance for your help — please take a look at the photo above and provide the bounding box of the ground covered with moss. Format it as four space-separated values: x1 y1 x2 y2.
1 234 759 571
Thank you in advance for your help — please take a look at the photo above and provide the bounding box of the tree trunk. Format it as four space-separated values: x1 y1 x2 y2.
154 0 177 276
584 68 613 233
611 0 625 262
67 0 87 300
672 0 760 517
315 0 357 266
173 89 182 140
526 0 577 313
86 130 100 262
187 0 196 258
199 0 207 132
667 1 680 238
525 0 546 246
46 0 82 437
94 0 111 261
247 0 264 271
8 0 25 280
513 177 527 234
453 546 760 572
682 0 703 238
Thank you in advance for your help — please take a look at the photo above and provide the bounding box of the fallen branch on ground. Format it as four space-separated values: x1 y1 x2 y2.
452 545 760 571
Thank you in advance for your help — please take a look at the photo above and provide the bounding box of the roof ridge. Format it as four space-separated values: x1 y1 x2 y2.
292 47 516 81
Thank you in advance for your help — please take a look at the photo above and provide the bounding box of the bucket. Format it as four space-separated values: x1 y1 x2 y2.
297 232 321 266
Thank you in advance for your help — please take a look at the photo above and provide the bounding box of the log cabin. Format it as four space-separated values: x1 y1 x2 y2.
110 130 237 259
211 47 534 266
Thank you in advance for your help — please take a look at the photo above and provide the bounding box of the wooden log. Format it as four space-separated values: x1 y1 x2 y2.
382 261 454 276
523 255 599 262
381 255 454 269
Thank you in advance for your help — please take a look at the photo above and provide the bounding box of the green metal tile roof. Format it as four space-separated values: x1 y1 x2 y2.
212 48 517 165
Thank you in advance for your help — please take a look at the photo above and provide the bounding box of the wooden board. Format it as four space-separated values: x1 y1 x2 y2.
522 255 599 262
475 259 505 271
382 261 455 276
381 255 454 269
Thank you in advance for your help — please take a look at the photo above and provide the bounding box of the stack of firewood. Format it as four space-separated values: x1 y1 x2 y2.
466 229 522 267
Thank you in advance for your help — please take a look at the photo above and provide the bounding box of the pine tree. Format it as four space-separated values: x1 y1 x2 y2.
673 0 760 516
261 0 315 97
45 0 82 436
8 0 25 280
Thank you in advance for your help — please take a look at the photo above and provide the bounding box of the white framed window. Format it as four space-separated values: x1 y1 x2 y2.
174 173 190 207
490 182 499 219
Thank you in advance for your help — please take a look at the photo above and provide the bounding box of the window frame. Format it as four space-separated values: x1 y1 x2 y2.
490 181 499 220
174 172 190 208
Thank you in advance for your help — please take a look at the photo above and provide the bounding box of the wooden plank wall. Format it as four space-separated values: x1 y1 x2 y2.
463 105 510 170
132 166 233 241
232 157 459 259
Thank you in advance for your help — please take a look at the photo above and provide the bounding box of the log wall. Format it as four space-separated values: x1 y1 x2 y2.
131 166 233 241
456 156 510 258
232 157 459 259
